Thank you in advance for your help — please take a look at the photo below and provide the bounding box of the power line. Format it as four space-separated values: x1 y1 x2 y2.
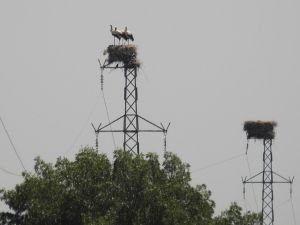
0 166 22 177
191 153 244 173
290 198 297 225
0 117 27 172
65 73 117 155
273 198 291 210
64 98 100 155
243 197 249 212
97 62 117 150
245 154 259 212
190 152 260 214
101 90 117 149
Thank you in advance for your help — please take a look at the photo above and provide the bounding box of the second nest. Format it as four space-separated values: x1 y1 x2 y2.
104 45 140 68
243 121 277 140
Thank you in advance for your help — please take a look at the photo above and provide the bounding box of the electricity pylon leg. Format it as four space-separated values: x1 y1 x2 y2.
262 139 273 225
123 67 139 154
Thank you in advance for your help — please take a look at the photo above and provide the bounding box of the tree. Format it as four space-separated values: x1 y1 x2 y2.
212 202 261 225
0 147 216 225
0 148 112 225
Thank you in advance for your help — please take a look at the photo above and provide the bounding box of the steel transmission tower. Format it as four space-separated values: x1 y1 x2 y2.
123 67 139 152
261 139 274 225
242 121 294 225
92 42 170 155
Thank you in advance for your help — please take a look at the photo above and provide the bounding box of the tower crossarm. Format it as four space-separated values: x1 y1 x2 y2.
242 171 263 183
273 172 294 184
93 115 125 133
242 172 294 184
92 113 170 152
93 115 170 133
138 115 170 133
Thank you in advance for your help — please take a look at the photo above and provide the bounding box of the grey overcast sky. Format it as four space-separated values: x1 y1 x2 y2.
0 0 299 224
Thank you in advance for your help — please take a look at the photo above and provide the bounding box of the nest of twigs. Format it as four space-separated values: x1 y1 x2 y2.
104 45 140 68
243 121 277 140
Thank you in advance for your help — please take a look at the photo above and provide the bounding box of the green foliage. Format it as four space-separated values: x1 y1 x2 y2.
1 148 113 225
0 147 260 225
0 148 215 225
212 202 261 225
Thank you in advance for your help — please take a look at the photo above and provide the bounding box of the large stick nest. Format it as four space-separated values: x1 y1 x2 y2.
104 45 140 68
243 121 277 140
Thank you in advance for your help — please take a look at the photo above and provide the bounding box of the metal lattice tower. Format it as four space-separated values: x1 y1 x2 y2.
262 139 274 225
123 67 139 153
92 43 170 155
243 122 294 225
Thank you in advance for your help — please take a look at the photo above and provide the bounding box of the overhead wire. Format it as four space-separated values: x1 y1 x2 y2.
99 65 117 150
0 117 27 172
65 61 118 154
0 166 22 177
101 88 117 149
290 198 297 225
243 197 249 213
139 66 150 83
190 150 261 214
64 98 100 155
191 153 244 173
245 154 259 212
274 198 291 210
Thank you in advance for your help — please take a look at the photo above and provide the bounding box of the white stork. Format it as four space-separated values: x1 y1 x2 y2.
120 29 129 43
123 26 134 44
110 25 122 45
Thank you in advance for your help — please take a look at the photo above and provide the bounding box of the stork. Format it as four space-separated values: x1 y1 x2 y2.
123 26 134 44
120 29 129 44
110 25 122 45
